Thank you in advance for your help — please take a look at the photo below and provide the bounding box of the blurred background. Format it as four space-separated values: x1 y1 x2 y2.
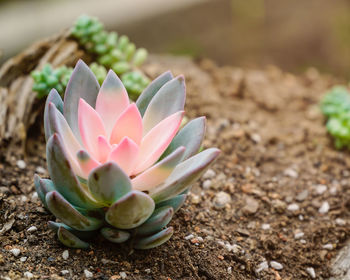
1 0 350 78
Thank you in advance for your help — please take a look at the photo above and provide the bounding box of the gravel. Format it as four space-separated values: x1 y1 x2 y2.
27 226 37 233
213 191 231 209
10 248 21 257
62 250 69 260
16 160 26 169
255 261 269 273
84 269 93 278
287 203 299 212
319 201 330 214
270 261 283 270
306 267 316 278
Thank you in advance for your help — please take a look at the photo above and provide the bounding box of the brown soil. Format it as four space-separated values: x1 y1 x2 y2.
1 55 350 279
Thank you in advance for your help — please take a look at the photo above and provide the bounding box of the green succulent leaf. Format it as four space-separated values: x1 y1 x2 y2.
155 194 187 213
57 226 90 249
34 174 55 208
88 162 132 205
46 134 102 209
64 59 100 142
160 116 206 161
100 227 130 243
136 71 173 116
44 89 64 141
150 148 220 202
134 206 173 236
142 76 186 134
105 190 155 229
46 191 103 231
134 227 174 249
48 221 98 240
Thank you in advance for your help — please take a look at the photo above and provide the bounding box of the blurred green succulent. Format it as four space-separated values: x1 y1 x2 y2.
31 64 73 98
321 86 350 149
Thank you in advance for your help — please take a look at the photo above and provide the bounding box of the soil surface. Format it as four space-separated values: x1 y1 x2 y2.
1 55 350 279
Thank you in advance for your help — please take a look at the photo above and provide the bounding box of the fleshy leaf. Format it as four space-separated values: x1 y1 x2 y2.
142 76 185 134
48 221 98 240
110 103 143 146
133 111 184 175
108 137 139 175
134 227 173 249
95 70 129 135
97 135 112 163
76 150 99 178
132 146 185 191
150 148 220 202
100 227 130 243
88 162 132 205
44 89 63 141
78 99 107 160
46 134 102 209
57 226 90 249
136 71 173 116
34 174 55 208
64 60 100 142
105 190 155 229
160 117 206 161
46 191 103 231
155 194 187 213
135 206 173 236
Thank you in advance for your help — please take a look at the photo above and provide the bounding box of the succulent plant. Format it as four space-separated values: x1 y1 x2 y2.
31 64 73 98
34 60 220 249
321 86 350 149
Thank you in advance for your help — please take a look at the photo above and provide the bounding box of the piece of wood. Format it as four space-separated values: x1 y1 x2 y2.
0 31 85 145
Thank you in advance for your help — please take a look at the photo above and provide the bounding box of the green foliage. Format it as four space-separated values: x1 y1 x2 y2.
321 86 350 149
31 64 73 98
121 71 150 100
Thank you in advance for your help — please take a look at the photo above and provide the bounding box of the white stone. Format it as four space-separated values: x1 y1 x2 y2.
284 168 298 178
27 226 37 233
20 257 27 262
203 169 216 179
300 239 307 244
10 248 21 256
35 166 46 174
227 266 232 274
250 133 261 143
214 192 231 209
287 203 299 212
336 218 346 226
255 261 268 273
84 269 93 278
314 184 327 195
306 267 316 278
144 269 151 274
62 250 69 260
184 234 194 240
16 160 26 169
319 201 330 214
261 224 270 230
119 272 127 279
294 232 304 239
24 272 34 279
323 243 333 250
270 261 283 270
202 179 212 189
61 270 70 276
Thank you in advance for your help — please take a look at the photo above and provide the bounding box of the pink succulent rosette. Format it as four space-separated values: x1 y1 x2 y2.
34 60 220 249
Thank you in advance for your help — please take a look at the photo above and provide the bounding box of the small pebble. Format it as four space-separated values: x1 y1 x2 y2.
84 269 93 278
242 197 259 214
335 218 346 226
306 267 316 278
294 232 304 239
27 226 37 233
20 257 27 262
296 190 308 202
16 160 26 169
319 201 330 214
144 269 151 274
185 234 194 240
35 166 46 174
287 203 299 212
314 184 327 195
202 179 212 189
203 169 216 179
62 250 69 260
270 261 283 270
10 248 21 257
284 168 298 178
23 272 34 279
323 243 333 250
61 270 69 276
300 239 307 244
227 266 232 274
250 133 261 143
255 261 269 273
191 194 201 204
213 192 231 209
261 224 270 230
119 272 127 279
